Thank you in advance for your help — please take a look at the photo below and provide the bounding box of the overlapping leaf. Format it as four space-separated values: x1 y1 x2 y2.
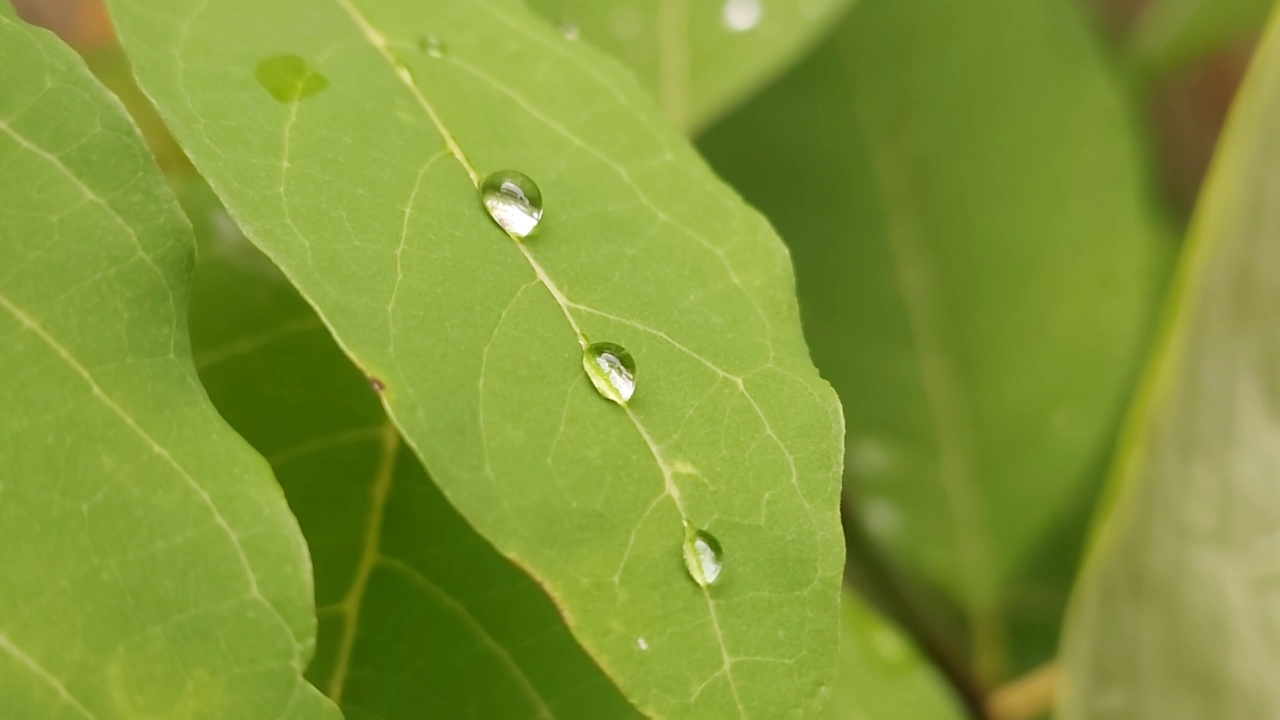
182 180 641 718
1132 0 1272 73
525 0 855 132
0 14 335 720
699 0 1173 681
108 0 846 716
1060 6 1280 717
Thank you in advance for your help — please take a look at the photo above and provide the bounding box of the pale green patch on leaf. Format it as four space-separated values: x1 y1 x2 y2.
182 180 641 719
1060 7 1280 718
108 0 846 717
826 593 966 720
1131 0 1273 74
526 0 855 132
0 16 336 720
699 0 1173 680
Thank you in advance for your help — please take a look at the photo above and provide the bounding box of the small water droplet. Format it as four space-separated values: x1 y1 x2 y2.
255 54 329 103
559 22 581 40
683 524 723 587
721 0 763 32
480 170 543 238
419 35 446 59
369 377 386 393
583 342 636 405
636 637 649 651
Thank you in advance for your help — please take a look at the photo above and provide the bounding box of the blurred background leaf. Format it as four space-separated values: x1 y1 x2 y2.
698 0 1174 693
181 180 642 719
526 0 856 133
1060 5 1280 718
1131 0 1273 74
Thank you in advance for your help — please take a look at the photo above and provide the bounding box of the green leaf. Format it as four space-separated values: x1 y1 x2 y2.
1060 7 1280 718
1131 0 1273 74
108 0 846 717
182 179 641 718
827 593 966 720
0 16 335 720
698 0 1172 680
524 0 855 133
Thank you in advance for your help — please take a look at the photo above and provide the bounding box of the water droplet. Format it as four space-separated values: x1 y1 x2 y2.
255 54 329 103
683 524 723 587
559 22 581 40
583 342 636 405
721 0 763 32
419 35 445 59
480 170 543 238
636 637 649 651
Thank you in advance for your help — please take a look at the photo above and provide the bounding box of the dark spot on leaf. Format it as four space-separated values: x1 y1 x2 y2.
254 54 329 104
369 377 386 393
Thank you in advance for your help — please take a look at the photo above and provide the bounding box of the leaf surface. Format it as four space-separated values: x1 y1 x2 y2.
1060 6 1280 718
698 0 1172 680
826 593 965 720
1132 0 1272 73
182 180 641 719
108 0 846 716
524 0 854 132
0 15 335 720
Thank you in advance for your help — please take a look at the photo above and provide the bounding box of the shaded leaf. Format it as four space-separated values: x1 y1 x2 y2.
525 0 855 132
698 0 1172 681
0 15 335 720
1132 0 1273 74
1060 6 1280 718
182 179 641 719
826 592 966 720
109 0 846 716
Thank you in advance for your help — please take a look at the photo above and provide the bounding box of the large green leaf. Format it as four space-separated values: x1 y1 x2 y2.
524 0 854 132
109 0 845 716
698 0 1172 681
1131 0 1273 74
182 179 641 718
0 15 335 720
826 593 966 720
1059 7 1280 718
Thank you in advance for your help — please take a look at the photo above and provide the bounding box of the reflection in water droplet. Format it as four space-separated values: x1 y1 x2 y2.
559 22 581 41
683 524 723 587
480 170 543 238
255 54 329 103
419 35 446 59
583 342 636 405
722 0 763 32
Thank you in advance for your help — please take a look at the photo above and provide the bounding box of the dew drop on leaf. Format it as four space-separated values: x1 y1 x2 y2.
480 170 544 238
419 35 445 59
254 54 329 103
721 0 763 32
559 22 581 41
583 342 636 405
683 524 724 587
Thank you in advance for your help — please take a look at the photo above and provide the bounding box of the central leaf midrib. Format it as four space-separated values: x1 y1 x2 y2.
327 0 746 714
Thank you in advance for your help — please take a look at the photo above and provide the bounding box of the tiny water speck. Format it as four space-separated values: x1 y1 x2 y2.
480 170 543 238
369 377 386 393
722 0 763 32
636 637 649 651
583 342 636 405
559 22 581 40
683 524 723 587
420 35 445 58
255 54 329 103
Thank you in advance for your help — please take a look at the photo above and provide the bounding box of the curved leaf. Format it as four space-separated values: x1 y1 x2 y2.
698 0 1173 680
0 15 335 720
182 180 641 719
109 0 846 717
1132 0 1272 74
1060 6 1280 718
525 0 855 132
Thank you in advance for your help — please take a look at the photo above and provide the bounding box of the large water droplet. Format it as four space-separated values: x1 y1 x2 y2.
419 35 446 59
481 171 543 238
255 54 329 103
721 0 763 32
583 342 636 405
683 524 723 587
